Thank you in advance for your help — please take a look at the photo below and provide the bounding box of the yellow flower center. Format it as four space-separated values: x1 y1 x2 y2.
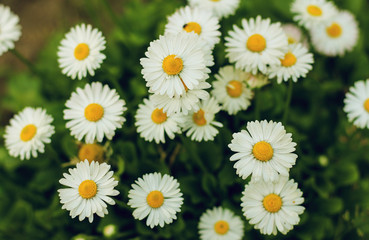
162 54 184 75
78 143 105 163
183 22 202 35
151 108 167 124
247 34 266 52
146 190 164 208
226 80 243 98
306 5 322 16
280 52 297 67
263 193 282 213
363 98 369 113
84 103 104 122
214 220 229 235
287 37 296 44
193 109 207 126
326 23 342 38
210 0 220 1
74 43 90 60
252 141 273 162
20 124 37 142
78 180 97 199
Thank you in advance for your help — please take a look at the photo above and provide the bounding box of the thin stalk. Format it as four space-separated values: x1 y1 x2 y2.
10 49 38 75
282 79 294 124
254 88 260 120
101 0 121 28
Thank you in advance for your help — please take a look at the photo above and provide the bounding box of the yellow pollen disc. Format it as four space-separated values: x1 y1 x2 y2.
307 5 322 16
193 109 207 126
84 103 104 122
183 22 202 35
280 52 297 67
226 80 243 98
288 37 296 44
20 124 37 142
151 108 167 124
74 43 90 60
162 54 183 75
78 180 97 199
210 0 220 1
263 193 282 213
252 141 273 162
246 34 266 52
363 98 369 113
326 23 342 38
78 143 104 163
146 190 164 208
214 220 229 235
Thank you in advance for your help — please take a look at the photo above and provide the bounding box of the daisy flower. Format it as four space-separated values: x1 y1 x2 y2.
267 43 314 83
58 160 119 223
150 80 211 116
198 206 244 240
78 143 105 163
58 23 106 80
165 6 221 49
225 16 288 74
128 172 184 228
181 97 223 142
343 79 369 129
241 176 305 235
310 10 359 57
64 82 126 143
212 65 254 115
135 97 183 143
141 32 211 97
228 120 297 182
0 4 21 56
4 107 54 160
188 0 240 19
291 0 338 29
245 72 270 89
282 23 309 48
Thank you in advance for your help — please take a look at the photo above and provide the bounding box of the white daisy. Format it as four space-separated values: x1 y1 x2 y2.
199 206 244 240
267 43 314 83
282 23 309 48
135 97 183 143
212 65 254 115
141 32 211 98
4 107 54 160
0 4 21 56
188 0 240 19
244 72 270 89
225 16 288 74
310 10 359 57
291 0 338 29
228 120 297 182
128 172 184 228
181 97 223 142
150 80 211 116
165 6 221 49
64 82 126 144
241 176 305 235
343 79 369 129
58 160 119 223
58 23 106 80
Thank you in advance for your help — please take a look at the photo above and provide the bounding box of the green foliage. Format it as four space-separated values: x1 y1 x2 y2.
1 0 369 239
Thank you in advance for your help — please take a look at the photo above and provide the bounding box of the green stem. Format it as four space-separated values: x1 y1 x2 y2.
282 79 293 124
10 49 38 75
254 88 260 120
101 0 121 28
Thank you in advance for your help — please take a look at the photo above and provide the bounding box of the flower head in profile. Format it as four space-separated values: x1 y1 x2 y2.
58 24 106 80
225 16 288 74
344 79 369 129
199 206 244 240
228 120 297 182
64 82 126 143
58 160 119 223
241 176 305 235
0 4 21 56
4 107 54 160
128 172 184 228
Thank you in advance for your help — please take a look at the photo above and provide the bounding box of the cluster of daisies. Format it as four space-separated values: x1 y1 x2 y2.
291 0 359 56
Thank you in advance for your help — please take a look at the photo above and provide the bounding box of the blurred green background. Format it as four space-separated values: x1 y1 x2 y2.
1 0 369 239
